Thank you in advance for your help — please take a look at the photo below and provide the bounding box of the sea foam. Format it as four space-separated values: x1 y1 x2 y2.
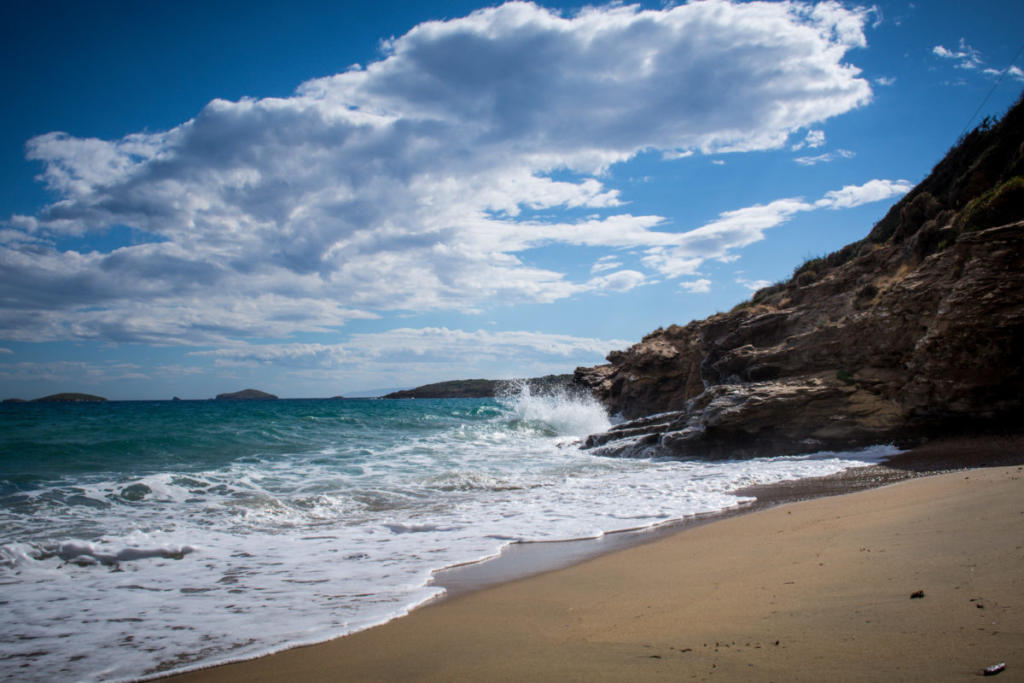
0 395 896 681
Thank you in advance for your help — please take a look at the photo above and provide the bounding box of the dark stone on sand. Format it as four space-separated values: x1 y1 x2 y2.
910 590 925 599
215 388 278 400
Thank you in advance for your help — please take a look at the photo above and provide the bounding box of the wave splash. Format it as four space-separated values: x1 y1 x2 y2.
497 379 611 438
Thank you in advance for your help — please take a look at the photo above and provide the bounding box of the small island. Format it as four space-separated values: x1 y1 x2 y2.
215 388 278 400
31 392 107 403
384 374 573 399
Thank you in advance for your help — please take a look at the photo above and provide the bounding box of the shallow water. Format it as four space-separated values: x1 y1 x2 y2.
0 389 895 681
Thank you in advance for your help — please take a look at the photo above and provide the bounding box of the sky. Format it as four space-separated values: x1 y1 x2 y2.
1 0 1022 400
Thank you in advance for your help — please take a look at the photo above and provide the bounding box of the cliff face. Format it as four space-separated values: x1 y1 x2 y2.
575 95 1024 459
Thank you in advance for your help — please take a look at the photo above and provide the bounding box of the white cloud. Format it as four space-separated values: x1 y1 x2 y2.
794 148 856 165
932 39 984 70
0 347 12 354
815 178 913 209
193 328 632 371
590 255 621 274
0 360 148 385
641 178 911 278
588 269 646 292
874 76 896 86
931 38 1022 82
983 65 1024 82
736 277 773 291
679 279 712 294
4 1 874 345
792 129 826 150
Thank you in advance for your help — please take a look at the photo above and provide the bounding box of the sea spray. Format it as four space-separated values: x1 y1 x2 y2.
498 378 612 438
0 396 896 681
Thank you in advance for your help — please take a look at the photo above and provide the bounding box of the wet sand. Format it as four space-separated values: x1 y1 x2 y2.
167 437 1024 682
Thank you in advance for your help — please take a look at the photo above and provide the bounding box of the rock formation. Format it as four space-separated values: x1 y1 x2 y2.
575 94 1024 459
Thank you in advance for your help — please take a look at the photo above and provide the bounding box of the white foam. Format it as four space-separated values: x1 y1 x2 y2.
500 381 611 437
0 394 900 681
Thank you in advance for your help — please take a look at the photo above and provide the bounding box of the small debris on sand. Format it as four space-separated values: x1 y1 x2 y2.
983 662 1006 676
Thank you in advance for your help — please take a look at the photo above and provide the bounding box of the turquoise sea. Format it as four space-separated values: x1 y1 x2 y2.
0 389 894 681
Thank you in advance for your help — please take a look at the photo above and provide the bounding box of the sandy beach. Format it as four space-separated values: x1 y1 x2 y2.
166 439 1024 682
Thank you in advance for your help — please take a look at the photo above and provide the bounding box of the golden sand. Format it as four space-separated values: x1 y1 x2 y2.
170 465 1024 682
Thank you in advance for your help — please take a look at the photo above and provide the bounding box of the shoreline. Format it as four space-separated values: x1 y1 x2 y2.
165 435 1024 682
435 435 1024 599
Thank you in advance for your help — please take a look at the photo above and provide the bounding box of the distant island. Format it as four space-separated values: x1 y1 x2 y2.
215 388 278 400
32 393 107 403
384 374 573 399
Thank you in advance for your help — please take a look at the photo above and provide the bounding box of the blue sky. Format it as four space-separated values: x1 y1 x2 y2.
1 0 1022 400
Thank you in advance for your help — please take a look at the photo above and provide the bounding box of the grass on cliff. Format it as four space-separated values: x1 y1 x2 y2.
730 90 1024 313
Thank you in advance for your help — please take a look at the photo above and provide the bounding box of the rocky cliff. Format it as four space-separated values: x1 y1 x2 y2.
575 94 1024 459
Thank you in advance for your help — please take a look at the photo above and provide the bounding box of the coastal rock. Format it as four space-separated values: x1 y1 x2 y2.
576 95 1024 459
215 388 278 400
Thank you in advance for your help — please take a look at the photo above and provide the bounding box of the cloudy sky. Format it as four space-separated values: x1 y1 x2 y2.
1 0 1022 399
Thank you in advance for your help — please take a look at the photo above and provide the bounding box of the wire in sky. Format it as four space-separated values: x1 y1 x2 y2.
958 42 1024 139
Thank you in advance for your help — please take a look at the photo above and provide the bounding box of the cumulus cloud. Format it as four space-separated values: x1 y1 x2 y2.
4 1 875 345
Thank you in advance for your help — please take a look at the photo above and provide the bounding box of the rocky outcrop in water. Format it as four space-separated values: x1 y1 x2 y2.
215 389 278 400
576 94 1024 459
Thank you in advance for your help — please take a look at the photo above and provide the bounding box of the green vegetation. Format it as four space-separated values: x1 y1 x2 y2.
954 176 1024 233
869 92 1024 246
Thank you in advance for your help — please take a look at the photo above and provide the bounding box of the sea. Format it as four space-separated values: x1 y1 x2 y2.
0 387 897 681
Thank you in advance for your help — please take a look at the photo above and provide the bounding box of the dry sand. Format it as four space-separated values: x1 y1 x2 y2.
169 456 1024 682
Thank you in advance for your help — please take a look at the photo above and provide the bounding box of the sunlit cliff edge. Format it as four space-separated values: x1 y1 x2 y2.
575 93 1024 459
